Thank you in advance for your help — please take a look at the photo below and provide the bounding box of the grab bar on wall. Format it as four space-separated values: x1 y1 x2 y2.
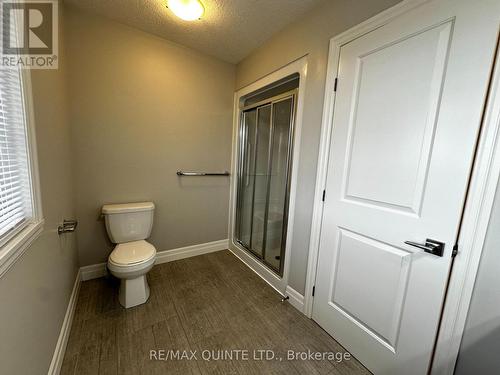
176 171 230 176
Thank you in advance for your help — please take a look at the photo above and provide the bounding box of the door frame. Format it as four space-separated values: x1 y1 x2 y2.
228 56 308 302
303 0 500 373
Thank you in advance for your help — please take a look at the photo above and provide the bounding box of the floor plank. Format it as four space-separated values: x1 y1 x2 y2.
61 250 369 374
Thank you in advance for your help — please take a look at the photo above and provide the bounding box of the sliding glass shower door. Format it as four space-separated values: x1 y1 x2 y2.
236 91 296 275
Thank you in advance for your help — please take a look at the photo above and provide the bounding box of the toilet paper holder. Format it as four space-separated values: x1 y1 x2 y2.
58 219 78 235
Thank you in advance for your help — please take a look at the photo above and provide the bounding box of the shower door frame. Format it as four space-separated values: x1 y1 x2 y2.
235 90 298 276
228 56 308 301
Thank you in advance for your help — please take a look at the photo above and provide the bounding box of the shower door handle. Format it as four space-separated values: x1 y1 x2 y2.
245 141 251 186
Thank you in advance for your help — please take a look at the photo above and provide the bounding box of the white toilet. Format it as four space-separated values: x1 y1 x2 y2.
102 202 156 308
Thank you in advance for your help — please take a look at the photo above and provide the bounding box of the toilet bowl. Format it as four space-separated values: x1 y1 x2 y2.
102 202 156 308
107 240 156 308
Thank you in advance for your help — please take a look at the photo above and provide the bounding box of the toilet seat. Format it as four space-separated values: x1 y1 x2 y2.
108 255 155 277
109 240 156 266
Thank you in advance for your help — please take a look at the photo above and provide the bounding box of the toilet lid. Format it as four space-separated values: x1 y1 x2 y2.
110 240 156 265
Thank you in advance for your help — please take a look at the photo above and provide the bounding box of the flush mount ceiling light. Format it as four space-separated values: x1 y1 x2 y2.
167 0 205 21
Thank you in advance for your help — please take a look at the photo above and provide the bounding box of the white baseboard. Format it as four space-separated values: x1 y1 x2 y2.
285 285 305 313
48 269 81 375
155 239 229 264
80 262 107 281
80 239 229 281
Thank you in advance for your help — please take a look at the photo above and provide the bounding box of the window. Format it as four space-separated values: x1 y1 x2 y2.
0 65 43 275
0 69 33 239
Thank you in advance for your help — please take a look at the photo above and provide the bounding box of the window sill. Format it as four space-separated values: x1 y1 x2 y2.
0 219 44 278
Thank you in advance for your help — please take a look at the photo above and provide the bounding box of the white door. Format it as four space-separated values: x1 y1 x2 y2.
312 0 500 374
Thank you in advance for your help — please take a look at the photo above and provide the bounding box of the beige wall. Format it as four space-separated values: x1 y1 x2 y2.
0 3 79 374
236 0 401 294
65 7 235 266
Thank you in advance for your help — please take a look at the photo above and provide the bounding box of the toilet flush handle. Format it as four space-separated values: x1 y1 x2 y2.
58 219 78 235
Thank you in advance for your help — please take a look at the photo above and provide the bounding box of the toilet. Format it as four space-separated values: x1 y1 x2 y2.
102 202 156 308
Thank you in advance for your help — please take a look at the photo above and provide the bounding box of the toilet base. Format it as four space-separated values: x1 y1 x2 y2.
118 275 150 308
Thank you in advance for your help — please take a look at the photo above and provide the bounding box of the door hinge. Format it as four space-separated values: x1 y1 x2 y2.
333 78 338 92
312 286 315 297
452 243 459 257
322 190 326 202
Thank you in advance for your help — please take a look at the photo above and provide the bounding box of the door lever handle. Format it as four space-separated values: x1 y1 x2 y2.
404 239 445 257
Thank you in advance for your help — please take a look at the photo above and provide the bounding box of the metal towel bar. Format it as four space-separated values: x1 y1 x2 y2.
176 171 230 176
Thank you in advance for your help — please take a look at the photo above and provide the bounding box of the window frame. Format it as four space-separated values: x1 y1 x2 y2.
0 68 44 278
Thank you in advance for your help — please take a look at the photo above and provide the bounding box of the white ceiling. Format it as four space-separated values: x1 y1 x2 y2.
64 0 325 63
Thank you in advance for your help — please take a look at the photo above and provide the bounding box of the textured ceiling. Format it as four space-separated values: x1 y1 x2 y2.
64 0 325 63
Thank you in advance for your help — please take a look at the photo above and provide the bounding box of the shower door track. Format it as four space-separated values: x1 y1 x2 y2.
240 90 298 112
235 89 298 276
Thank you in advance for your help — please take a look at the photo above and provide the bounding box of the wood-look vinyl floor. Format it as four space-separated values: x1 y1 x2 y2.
61 250 369 375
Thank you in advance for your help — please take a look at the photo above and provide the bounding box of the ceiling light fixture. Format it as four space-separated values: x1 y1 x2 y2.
167 0 205 21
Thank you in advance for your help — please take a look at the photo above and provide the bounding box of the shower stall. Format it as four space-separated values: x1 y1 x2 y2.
235 77 298 276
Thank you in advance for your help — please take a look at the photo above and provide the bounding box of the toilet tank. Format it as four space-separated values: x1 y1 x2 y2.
102 202 155 243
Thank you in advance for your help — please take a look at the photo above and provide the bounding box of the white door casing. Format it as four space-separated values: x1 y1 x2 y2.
311 0 500 374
